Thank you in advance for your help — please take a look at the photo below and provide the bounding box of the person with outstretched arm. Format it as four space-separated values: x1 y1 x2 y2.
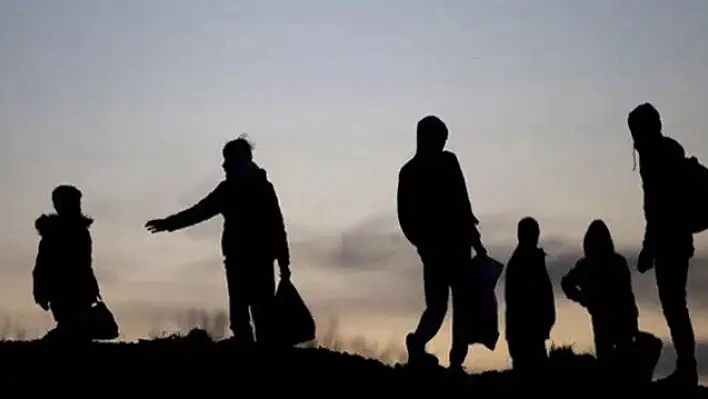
145 137 290 347
397 115 487 371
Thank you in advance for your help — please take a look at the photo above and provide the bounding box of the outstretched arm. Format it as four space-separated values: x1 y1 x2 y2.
149 183 224 233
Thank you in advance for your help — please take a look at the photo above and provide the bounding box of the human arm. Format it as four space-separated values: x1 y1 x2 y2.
540 254 557 332
146 183 224 233
446 152 486 255
396 166 422 247
560 264 588 307
618 256 640 333
32 238 51 310
265 182 291 278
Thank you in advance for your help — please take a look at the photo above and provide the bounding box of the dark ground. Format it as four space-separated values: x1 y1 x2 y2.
0 329 706 398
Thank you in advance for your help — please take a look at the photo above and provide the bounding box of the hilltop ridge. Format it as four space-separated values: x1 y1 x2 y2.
1 329 705 398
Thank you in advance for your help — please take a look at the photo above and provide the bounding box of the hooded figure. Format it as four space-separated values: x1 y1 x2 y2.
397 115 488 371
33 185 100 339
562 220 638 367
145 137 290 346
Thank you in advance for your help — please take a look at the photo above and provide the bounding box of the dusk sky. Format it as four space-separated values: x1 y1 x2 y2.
1 0 708 379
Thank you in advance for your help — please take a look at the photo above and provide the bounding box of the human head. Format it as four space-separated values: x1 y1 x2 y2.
416 115 448 155
628 103 662 147
52 185 82 216
583 219 615 259
222 136 254 177
517 217 540 247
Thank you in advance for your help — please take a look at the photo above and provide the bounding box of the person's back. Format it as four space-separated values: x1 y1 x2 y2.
630 104 693 259
398 150 479 250
213 162 288 263
505 217 555 372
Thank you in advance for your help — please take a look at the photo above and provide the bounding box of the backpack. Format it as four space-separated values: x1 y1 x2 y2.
682 156 708 234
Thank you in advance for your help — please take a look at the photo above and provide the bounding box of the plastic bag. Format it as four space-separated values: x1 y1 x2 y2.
463 255 504 350
80 300 119 340
273 279 316 346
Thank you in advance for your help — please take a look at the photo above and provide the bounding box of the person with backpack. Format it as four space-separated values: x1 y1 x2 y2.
33 185 103 342
505 217 556 376
397 115 488 371
145 136 291 348
628 102 698 386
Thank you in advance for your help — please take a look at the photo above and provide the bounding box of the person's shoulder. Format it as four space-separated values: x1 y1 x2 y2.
34 214 58 236
399 157 416 176
613 252 628 262
441 150 460 163
612 252 630 268
573 257 588 271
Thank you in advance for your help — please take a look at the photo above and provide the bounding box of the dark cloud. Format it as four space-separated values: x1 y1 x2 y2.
282 212 708 319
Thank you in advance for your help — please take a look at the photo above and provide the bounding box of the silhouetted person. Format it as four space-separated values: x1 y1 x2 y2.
33 185 100 341
562 220 639 377
397 115 487 370
629 103 697 385
505 217 555 375
145 137 290 347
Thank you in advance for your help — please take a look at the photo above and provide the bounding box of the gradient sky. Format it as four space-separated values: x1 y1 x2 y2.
2 0 708 379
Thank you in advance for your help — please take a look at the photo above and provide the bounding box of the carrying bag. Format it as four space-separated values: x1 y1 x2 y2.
463 256 503 350
80 297 120 340
273 279 316 346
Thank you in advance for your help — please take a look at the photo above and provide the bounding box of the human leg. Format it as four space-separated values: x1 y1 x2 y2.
225 263 255 346
407 250 449 363
249 261 277 346
655 255 697 384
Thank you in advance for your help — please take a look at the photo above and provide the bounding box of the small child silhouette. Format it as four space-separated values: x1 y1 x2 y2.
504 217 556 375
561 220 639 376
33 185 101 341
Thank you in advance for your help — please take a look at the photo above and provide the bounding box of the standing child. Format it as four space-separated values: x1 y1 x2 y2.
505 217 556 374
561 220 639 373
33 185 102 341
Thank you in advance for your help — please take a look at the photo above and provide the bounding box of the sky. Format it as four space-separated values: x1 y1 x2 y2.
1 0 708 380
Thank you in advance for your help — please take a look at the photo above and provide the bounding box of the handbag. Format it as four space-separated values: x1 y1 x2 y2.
80 295 120 340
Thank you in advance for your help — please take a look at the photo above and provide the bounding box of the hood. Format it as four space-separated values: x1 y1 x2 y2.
226 160 268 183
35 213 93 236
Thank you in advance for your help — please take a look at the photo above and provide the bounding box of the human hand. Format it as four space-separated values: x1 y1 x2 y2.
145 219 169 233
637 248 654 274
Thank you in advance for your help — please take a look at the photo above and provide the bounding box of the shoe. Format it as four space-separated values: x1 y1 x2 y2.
406 333 438 367
657 368 698 387
449 364 467 375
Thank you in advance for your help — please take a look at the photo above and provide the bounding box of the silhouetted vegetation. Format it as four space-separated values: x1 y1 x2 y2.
1 328 705 398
